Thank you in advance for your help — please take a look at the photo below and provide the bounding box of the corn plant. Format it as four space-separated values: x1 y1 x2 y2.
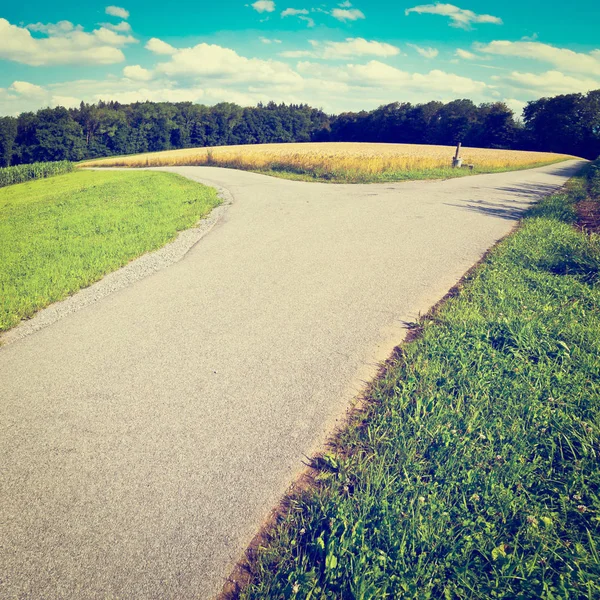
0 161 74 188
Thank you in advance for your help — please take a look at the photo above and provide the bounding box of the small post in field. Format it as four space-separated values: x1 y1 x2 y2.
452 142 463 168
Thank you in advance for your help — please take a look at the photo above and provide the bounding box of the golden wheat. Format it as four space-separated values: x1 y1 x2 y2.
80 142 577 180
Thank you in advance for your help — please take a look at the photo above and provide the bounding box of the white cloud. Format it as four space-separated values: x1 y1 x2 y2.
281 8 309 16
101 21 132 32
10 81 46 96
323 38 399 59
331 8 365 21
259 36 282 44
338 0 353 6
0 18 136 66
345 61 488 94
280 50 316 58
405 3 502 29
503 98 526 117
123 65 153 81
281 8 314 26
477 41 600 77
0 39 503 116
0 80 82 115
146 37 177 55
407 43 439 59
152 41 303 88
27 21 82 35
298 15 315 27
105 6 130 19
455 48 476 60
280 38 400 60
251 0 276 13
495 70 600 96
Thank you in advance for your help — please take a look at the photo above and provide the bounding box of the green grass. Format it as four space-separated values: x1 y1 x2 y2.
0 161 74 188
0 170 220 332
235 159 574 184
237 164 600 598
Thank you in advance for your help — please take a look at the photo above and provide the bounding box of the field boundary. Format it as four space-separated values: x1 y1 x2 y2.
0 173 233 346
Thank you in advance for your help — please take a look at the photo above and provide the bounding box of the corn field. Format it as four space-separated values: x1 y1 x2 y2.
80 142 577 181
0 161 74 188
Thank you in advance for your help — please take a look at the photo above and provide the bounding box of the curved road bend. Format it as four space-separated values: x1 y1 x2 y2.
0 161 583 599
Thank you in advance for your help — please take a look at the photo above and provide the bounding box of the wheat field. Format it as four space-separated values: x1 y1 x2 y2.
80 142 577 182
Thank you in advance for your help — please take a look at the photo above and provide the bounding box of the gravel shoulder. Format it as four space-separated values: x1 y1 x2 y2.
0 161 583 599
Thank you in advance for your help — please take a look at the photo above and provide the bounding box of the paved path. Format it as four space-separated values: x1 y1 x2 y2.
0 161 583 599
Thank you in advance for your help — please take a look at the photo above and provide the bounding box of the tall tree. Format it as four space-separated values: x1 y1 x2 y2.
0 116 17 167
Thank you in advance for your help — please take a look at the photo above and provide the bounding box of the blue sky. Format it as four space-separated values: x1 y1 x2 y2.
1 1 599 116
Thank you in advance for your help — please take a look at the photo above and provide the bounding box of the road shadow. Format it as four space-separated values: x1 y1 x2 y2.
443 176 577 220
540 161 587 177
492 182 564 199
444 200 529 220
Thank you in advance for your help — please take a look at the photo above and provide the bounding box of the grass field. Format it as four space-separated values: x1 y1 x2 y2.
0 170 219 332
234 162 600 598
80 142 577 183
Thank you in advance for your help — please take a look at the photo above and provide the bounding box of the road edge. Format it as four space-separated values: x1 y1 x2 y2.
0 179 234 347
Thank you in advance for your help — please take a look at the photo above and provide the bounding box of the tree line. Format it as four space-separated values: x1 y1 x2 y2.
0 89 599 167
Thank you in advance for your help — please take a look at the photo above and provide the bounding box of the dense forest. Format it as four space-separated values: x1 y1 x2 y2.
0 89 599 167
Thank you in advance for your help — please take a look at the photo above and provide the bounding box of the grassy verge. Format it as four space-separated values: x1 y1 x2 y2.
0 170 219 332
235 162 600 598
0 161 74 188
248 159 572 184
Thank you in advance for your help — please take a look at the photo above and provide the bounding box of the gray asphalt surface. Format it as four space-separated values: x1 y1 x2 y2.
0 160 583 599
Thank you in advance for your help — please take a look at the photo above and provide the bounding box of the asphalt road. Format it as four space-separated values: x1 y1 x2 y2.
0 161 583 599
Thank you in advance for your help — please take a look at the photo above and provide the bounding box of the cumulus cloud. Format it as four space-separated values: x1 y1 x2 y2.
281 8 314 26
251 0 276 13
281 8 309 16
503 98 526 117
476 41 600 77
0 18 136 66
345 61 488 94
27 21 82 35
101 21 132 32
298 15 315 26
0 37 503 116
10 81 46 95
455 48 476 60
405 3 502 29
151 40 303 88
407 44 439 59
145 37 177 55
495 70 600 96
279 50 316 58
331 8 365 21
280 38 399 60
259 36 283 44
105 6 130 19
123 65 153 81
323 38 399 59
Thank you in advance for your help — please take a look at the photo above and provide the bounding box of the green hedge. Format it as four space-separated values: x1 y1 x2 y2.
0 161 74 188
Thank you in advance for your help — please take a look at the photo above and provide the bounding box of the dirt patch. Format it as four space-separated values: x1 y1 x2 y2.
576 200 600 233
